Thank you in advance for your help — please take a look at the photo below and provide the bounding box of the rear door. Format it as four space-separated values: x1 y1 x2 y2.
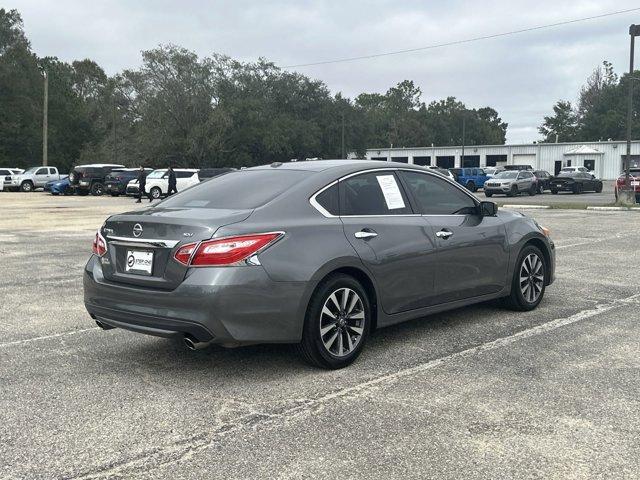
399 170 509 304
339 170 437 314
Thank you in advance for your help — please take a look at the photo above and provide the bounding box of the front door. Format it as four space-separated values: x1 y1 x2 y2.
34 167 50 187
339 170 437 314
398 170 509 304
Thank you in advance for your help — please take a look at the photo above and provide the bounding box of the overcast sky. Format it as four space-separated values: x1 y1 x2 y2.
7 0 640 143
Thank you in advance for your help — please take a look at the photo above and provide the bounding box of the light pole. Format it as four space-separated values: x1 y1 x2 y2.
624 24 640 203
42 70 48 166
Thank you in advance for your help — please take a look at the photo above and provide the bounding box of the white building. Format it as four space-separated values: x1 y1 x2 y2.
365 140 640 180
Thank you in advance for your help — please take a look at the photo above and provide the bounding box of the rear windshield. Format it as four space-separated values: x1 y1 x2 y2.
158 169 310 209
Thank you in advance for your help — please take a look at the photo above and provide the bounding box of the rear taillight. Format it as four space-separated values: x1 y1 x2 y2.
174 232 283 267
174 242 198 265
92 231 107 257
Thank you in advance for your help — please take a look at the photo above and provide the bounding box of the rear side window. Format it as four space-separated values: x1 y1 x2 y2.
400 171 477 215
176 171 195 178
159 170 310 209
340 172 411 216
314 183 339 216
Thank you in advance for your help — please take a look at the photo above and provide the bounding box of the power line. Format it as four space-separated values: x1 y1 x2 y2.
282 7 640 69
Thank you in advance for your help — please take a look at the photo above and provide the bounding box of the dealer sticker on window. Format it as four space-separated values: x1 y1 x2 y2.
376 175 406 210
125 250 153 275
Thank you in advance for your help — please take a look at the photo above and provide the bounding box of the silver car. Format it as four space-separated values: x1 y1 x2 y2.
84 160 555 369
484 170 537 197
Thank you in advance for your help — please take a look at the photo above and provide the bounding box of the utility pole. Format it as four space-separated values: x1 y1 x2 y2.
341 112 345 158
113 98 117 164
625 24 640 199
42 70 48 166
460 114 466 168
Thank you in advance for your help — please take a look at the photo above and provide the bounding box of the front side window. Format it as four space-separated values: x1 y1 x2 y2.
400 171 477 215
340 172 411 216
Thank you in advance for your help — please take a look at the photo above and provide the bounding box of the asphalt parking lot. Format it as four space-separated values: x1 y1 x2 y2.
1 191 640 479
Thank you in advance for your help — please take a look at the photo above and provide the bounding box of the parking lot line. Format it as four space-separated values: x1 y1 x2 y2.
67 293 640 479
0 327 98 348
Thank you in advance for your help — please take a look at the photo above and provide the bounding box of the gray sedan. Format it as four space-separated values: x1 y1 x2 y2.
84 160 555 369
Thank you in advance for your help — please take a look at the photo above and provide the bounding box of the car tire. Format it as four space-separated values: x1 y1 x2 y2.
551 188 558 195
485 192 493 197
595 183 602 193
537 184 544 194
150 187 162 200
466 181 477 192
528 184 536 196
508 185 518 197
91 182 104 196
20 181 34 192
503 245 546 311
297 274 371 369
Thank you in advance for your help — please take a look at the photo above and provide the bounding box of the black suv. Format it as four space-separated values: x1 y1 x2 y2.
68 164 125 196
104 168 152 196
533 170 552 193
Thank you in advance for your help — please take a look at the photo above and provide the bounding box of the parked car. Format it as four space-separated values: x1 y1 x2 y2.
423 165 456 181
104 168 152 196
144 168 200 199
550 171 603 194
484 170 537 197
197 168 235 182
85 160 555 369
5 166 62 192
484 167 505 178
68 164 125 196
503 165 533 171
125 179 140 196
614 168 640 202
44 176 71 195
532 170 552 193
559 166 595 177
448 167 490 192
0 168 24 191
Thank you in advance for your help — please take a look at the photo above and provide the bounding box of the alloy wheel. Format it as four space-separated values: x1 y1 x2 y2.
319 287 365 357
519 253 544 303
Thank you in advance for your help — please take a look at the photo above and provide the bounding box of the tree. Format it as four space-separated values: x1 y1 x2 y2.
538 100 578 142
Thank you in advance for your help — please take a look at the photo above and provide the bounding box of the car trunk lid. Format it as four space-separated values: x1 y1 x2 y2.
100 207 253 290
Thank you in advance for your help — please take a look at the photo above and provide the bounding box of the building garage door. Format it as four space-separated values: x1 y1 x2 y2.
512 154 536 168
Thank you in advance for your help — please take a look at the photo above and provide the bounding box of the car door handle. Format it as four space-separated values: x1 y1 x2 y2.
354 230 378 239
435 229 453 239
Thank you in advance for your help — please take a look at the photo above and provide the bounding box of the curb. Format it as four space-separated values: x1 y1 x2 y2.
586 206 640 211
502 205 551 209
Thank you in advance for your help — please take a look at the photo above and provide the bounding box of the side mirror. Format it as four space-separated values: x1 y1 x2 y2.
479 201 498 216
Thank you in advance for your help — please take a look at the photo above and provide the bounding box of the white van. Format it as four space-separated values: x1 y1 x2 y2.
144 169 199 199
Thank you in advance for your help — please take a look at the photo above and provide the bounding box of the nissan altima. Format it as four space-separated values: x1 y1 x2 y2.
84 160 555 369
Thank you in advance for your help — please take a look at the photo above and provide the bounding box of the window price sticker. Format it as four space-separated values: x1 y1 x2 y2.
376 175 406 210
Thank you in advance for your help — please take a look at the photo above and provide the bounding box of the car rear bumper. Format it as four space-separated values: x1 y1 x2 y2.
83 255 307 345
105 182 125 194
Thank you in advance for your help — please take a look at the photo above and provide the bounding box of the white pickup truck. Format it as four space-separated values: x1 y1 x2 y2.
5 166 62 192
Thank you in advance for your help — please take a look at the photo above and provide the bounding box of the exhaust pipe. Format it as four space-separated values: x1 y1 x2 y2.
95 319 115 330
183 335 211 351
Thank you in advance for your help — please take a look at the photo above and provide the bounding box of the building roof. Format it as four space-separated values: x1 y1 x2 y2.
563 145 604 155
